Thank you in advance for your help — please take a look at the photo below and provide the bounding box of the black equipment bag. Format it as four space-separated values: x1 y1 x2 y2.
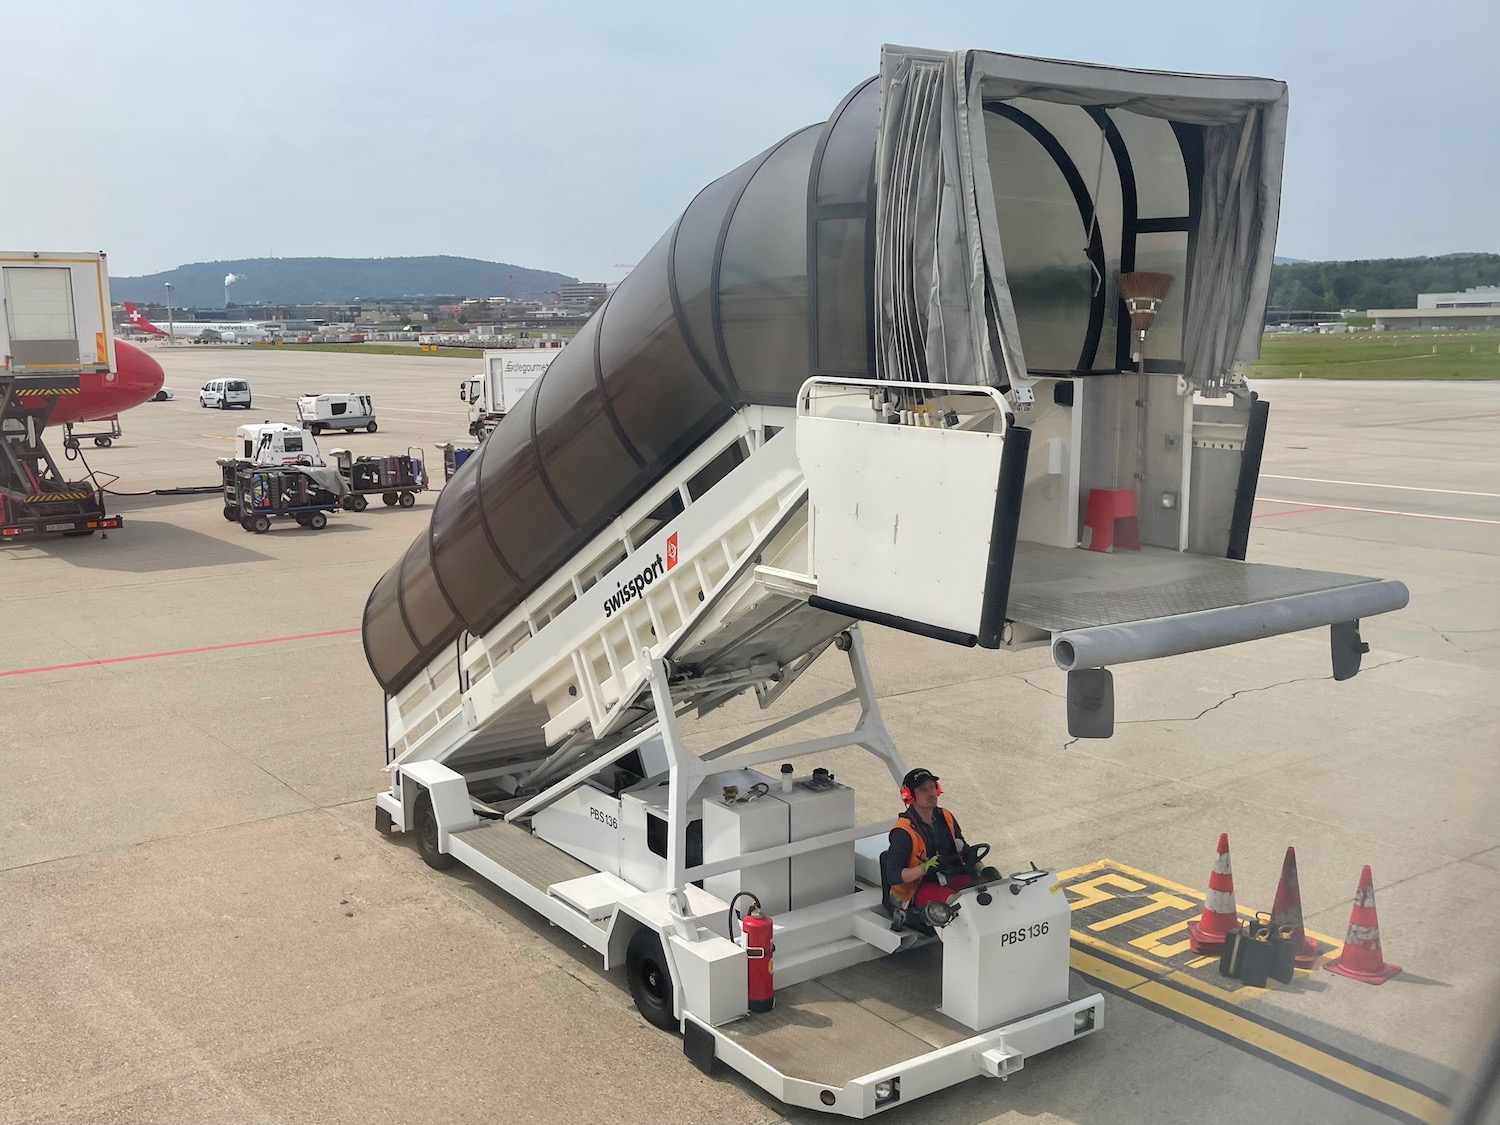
1219 913 1297 987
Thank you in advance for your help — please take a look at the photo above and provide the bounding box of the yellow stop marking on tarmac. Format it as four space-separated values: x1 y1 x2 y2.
1058 859 1449 1125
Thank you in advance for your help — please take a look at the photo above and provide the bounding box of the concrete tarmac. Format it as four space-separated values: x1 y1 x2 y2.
3 350 1496 1125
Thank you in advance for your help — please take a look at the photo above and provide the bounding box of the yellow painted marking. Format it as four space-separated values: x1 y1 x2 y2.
1059 858 1345 949
1065 873 1145 910
1089 890 1193 931
1069 947 1448 1124
1187 954 1217 969
1129 918 1196 958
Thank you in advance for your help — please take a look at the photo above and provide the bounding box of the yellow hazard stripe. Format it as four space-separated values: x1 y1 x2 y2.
14 387 81 395
20 491 91 502
1070 944 1449 1124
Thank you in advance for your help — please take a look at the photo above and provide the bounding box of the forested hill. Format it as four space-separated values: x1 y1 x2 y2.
110 256 578 307
1268 253 1499 312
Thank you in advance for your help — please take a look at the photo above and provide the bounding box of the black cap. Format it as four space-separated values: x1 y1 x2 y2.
902 767 939 792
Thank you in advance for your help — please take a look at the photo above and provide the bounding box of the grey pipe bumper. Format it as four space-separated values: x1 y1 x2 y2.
1050 579 1410 671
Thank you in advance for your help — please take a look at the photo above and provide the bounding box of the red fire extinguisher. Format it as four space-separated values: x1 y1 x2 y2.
731 892 774 1012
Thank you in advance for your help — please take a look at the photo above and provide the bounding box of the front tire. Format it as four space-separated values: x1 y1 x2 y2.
350 494 369 512
398 491 416 508
307 511 328 530
414 793 456 870
223 504 239 521
626 929 678 1032
366 421 378 433
251 513 270 534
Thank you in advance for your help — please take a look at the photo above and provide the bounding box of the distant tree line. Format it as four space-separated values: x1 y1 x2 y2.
1268 253 1500 313
110 256 578 309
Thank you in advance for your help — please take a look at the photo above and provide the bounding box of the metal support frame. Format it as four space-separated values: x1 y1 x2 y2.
633 624 903 894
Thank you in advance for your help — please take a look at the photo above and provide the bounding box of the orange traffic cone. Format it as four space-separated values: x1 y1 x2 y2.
1188 832 1239 954
1326 865 1401 984
1269 846 1319 968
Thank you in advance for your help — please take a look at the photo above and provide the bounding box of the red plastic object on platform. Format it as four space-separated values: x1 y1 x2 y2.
1083 487 1140 552
1269 846 1320 968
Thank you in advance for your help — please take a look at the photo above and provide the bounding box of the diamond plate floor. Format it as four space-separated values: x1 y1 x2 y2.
1008 544 1376 632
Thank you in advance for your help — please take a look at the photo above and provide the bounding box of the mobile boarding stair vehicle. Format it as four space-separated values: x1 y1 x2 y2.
361 49 1409 1117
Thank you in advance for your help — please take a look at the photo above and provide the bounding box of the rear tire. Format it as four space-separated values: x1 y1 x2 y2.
414 793 456 870
626 929 678 1031
251 513 270 534
398 491 416 508
382 491 398 506
307 511 328 530
351 494 369 512
220 398 229 410
366 421 378 433
223 504 239 521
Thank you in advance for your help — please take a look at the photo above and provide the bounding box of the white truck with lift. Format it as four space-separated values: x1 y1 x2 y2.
362 50 1408 1116
460 346 561 437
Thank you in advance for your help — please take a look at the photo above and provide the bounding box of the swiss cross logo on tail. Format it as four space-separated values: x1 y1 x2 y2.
666 533 678 571
122 302 168 337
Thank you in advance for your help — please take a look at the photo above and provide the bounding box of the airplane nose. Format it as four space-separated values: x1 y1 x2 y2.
113 338 165 400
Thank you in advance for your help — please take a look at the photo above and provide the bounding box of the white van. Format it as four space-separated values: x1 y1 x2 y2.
200 378 253 409
296 393 377 435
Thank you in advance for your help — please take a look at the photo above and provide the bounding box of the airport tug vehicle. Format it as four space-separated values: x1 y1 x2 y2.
364 49 1408 1115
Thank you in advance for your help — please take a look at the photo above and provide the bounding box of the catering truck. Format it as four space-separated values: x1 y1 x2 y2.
460 346 561 437
0 251 122 539
361 49 1408 1116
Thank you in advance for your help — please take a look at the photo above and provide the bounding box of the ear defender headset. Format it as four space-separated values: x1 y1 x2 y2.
900 782 942 803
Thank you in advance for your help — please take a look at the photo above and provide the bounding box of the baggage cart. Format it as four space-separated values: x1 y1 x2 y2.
327 446 428 511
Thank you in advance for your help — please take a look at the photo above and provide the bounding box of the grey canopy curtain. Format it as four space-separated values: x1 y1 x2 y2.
874 46 1288 398
873 48 1030 400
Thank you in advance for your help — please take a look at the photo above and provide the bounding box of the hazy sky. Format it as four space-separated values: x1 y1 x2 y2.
4 0 1496 282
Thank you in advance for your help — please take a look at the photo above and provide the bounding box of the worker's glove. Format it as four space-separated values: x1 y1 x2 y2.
918 855 940 875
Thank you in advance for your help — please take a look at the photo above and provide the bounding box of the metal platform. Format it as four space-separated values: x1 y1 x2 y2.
1008 544 1379 632
451 818 596 893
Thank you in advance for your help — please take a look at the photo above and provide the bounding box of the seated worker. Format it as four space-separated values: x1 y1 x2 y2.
884 767 986 920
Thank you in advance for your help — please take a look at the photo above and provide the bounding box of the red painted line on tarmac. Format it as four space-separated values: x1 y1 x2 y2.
1257 497 1500 526
1252 503 1324 519
0 626 361 679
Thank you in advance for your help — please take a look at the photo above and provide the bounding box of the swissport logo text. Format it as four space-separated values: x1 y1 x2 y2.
603 554 666 619
666 533 678 571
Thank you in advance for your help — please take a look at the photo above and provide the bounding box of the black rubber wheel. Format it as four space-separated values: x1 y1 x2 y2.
251 514 271 534
366 421 378 433
626 929 678 1031
351 494 369 512
294 513 310 526
219 398 229 410
94 436 112 448
223 504 239 521
375 805 394 836
310 424 321 436
307 511 328 530
244 400 252 409
63 436 79 450
240 515 255 532
382 491 398 506
398 491 416 508
414 793 456 870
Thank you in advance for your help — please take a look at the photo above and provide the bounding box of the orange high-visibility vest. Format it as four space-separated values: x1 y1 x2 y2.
889 808 960 906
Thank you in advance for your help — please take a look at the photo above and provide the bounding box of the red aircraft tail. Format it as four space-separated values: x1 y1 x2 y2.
122 300 170 337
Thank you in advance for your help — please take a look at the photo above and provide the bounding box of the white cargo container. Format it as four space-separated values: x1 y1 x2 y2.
1 251 114 375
